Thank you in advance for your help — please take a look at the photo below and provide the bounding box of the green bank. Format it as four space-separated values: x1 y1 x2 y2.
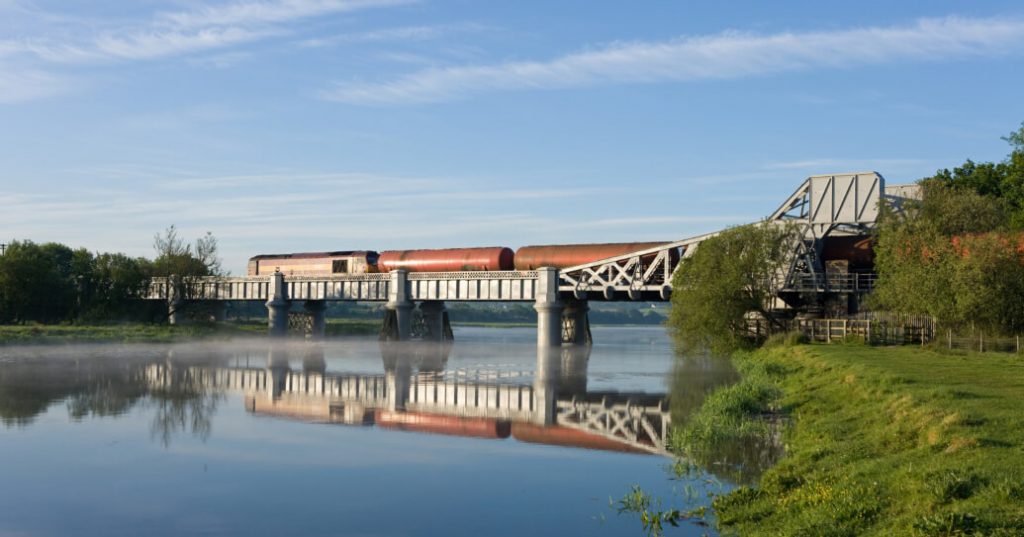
677 343 1024 536
0 319 380 344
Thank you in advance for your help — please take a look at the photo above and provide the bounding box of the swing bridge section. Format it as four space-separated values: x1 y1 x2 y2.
146 172 914 346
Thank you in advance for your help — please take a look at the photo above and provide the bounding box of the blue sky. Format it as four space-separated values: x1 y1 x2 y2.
2 0 1023 274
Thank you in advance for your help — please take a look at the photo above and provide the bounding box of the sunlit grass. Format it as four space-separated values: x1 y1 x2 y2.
699 343 1024 535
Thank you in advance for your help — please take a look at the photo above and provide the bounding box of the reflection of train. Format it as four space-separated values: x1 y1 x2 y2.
247 242 672 276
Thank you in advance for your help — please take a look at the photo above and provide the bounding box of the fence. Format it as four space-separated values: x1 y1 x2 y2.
747 314 1023 354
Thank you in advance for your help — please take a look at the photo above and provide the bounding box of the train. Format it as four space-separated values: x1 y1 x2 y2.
247 242 672 276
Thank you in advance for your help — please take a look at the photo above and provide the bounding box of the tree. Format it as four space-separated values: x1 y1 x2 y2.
151 225 224 321
0 241 78 323
872 167 1024 333
668 223 796 355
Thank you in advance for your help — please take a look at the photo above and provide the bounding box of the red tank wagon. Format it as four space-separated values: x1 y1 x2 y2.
247 251 379 276
377 247 514 273
514 242 673 270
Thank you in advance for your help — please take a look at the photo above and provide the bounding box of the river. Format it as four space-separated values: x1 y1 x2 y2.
0 326 740 536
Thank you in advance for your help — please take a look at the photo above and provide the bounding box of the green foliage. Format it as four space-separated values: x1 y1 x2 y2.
670 350 784 485
922 121 1024 228
0 226 219 325
668 223 795 355
616 485 687 537
872 183 1024 333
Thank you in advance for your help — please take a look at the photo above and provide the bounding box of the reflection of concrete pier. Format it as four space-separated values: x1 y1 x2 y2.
146 343 671 454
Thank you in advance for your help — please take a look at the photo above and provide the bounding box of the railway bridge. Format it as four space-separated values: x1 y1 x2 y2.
146 172 917 346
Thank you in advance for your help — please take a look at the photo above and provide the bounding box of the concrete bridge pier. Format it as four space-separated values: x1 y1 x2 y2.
534 267 564 347
266 346 290 400
420 300 453 342
303 300 327 339
381 270 412 341
561 298 591 346
209 301 228 323
266 272 291 337
533 345 560 425
380 342 412 411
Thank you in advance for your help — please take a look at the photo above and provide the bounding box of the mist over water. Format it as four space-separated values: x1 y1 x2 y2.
0 326 736 536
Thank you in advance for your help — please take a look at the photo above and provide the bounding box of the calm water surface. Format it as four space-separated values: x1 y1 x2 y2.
0 326 738 536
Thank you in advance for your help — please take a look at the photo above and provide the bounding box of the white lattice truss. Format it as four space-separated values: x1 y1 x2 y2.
558 171 903 297
555 397 671 455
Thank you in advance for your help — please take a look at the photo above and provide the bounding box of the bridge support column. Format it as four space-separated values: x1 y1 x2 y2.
209 301 228 323
420 300 453 342
266 272 290 337
381 342 412 411
534 267 564 347
168 299 186 325
303 300 327 339
382 270 412 341
533 345 560 425
561 298 591 346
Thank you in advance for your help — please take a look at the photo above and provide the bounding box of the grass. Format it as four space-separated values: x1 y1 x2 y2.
676 341 1024 536
0 323 257 344
0 318 383 344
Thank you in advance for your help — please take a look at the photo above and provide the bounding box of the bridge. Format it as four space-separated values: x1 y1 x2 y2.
145 342 672 455
146 172 917 346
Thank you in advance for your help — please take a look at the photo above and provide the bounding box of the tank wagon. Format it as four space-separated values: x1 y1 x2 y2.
378 247 514 273
247 242 675 276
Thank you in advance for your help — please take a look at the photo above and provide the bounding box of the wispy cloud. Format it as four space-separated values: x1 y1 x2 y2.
321 16 1024 104
298 22 487 48
158 0 414 29
0 65 73 103
6 0 414 64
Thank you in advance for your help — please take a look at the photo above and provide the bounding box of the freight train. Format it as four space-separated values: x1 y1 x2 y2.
247 242 671 276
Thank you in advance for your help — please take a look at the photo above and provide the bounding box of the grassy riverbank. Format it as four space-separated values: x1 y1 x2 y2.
0 318 381 344
678 342 1024 536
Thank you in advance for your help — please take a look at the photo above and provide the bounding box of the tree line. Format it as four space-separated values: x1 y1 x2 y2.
0 226 220 324
872 121 1024 334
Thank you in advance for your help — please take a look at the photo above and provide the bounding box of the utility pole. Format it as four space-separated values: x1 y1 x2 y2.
0 243 5 255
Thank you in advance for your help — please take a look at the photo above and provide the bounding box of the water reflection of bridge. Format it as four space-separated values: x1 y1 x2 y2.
145 343 671 455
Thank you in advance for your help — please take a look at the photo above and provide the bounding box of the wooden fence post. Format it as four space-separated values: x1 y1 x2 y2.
948 329 952 350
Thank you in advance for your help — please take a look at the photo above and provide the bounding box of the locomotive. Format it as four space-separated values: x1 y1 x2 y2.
247 242 671 276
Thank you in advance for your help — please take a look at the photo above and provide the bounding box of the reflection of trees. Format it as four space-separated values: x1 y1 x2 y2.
146 366 223 447
0 359 147 426
669 353 739 423
669 354 783 485
0 351 225 449
66 369 148 420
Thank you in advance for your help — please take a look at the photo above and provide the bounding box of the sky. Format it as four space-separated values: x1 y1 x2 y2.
1 0 1023 274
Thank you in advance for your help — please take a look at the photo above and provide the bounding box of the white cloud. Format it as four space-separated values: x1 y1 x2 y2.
298 22 486 48
0 66 72 103
321 16 1024 104
158 0 414 29
4 0 414 65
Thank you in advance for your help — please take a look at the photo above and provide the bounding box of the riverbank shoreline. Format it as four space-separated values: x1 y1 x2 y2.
678 343 1024 535
0 319 382 345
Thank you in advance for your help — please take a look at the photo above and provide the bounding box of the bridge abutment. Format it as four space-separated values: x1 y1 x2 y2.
420 300 453 342
303 300 327 339
535 267 564 347
561 298 591 346
266 272 290 337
